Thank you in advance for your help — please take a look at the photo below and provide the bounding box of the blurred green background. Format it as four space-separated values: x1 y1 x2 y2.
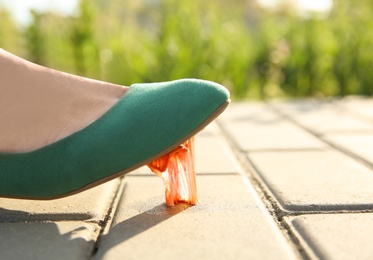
1 0 372 99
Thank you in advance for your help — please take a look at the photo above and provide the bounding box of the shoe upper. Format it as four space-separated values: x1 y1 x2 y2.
0 79 230 199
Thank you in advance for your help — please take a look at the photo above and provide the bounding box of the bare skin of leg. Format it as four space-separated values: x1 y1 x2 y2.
0 49 128 153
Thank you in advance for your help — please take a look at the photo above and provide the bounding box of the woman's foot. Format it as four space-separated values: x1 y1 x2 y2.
0 49 230 200
0 49 128 153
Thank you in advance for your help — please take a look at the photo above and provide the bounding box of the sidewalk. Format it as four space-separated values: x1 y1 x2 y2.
1 97 373 259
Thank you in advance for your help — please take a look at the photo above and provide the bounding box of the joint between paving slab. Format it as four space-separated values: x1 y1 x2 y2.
216 118 310 260
219 113 373 208
216 118 288 218
280 217 318 260
283 208 373 217
246 148 327 153
330 98 373 124
317 137 373 170
89 176 126 258
228 148 312 259
266 102 373 171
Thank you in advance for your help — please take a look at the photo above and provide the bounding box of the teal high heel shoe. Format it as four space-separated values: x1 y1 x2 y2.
0 79 230 199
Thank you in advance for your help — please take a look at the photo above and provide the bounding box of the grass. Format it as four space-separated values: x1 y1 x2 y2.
1 0 372 99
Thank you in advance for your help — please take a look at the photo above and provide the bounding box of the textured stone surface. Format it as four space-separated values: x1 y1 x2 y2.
194 134 239 174
218 102 269 122
218 103 325 151
4 98 373 260
325 133 373 164
271 100 373 133
0 221 98 260
337 97 373 121
95 175 297 260
285 214 373 259
248 150 373 211
0 179 120 222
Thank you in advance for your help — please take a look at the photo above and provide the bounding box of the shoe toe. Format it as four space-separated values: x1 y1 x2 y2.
127 78 230 158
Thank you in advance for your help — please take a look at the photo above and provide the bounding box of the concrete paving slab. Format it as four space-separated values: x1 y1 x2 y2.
197 120 221 136
285 213 373 259
194 135 240 174
325 133 373 165
248 150 373 211
271 100 373 133
0 221 98 260
0 179 120 222
218 103 326 151
218 102 271 122
224 121 326 151
337 96 373 121
94 175 297 260
4 98 373 260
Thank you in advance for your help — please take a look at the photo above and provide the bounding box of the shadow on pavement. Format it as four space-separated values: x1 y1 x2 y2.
0 209 95 260
94 203 190 258
0 207 91 222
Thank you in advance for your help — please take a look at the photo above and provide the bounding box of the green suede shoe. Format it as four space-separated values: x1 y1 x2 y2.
0 79 230 199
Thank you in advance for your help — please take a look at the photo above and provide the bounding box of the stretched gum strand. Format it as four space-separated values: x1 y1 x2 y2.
147 137 197 206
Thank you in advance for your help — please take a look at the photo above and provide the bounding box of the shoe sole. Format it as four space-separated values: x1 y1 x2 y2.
3 99 230 200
